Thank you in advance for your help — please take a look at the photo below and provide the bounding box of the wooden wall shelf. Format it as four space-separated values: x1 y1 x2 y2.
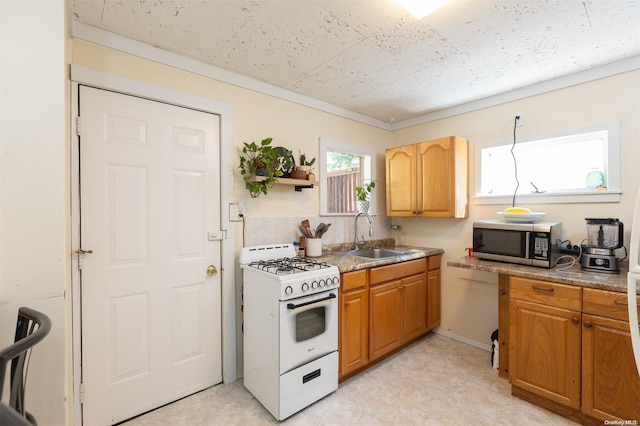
250 176 318 192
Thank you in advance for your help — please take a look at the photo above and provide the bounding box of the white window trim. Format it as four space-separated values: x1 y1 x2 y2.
319 137 377 216
474 120 621 205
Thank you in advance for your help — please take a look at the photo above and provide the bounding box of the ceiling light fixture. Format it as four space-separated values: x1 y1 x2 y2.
395 0 452 19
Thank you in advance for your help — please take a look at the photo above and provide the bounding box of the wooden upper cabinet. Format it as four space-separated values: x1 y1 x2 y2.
386 144 417 217
386 136 468 218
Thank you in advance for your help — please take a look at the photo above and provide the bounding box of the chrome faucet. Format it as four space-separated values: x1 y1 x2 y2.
354 212 374 249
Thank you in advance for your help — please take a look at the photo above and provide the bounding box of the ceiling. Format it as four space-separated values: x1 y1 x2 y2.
72 0 640 124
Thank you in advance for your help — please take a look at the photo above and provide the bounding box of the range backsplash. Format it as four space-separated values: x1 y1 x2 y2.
243 215 392 248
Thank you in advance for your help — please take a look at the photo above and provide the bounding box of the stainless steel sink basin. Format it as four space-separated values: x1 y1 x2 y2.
346 248 409 259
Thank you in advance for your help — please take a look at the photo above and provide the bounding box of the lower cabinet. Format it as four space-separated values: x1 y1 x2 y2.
427 255 441 330
509 287 582 409
339 256 440 380
581 288 640 422
369 272 426 361
508 276 640 423
339 270 368 378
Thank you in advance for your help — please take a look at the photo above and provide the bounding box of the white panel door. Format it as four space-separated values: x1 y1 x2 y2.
79 86 222 425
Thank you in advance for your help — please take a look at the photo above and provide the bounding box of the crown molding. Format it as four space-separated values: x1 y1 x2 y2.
73 21 639 133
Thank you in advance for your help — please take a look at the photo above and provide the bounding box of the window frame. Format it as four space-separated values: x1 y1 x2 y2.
319 137 377 216
474 120 621 205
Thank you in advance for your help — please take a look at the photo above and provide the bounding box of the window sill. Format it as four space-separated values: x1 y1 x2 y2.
474 190 622 205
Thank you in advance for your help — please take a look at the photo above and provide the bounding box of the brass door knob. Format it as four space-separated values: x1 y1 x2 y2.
207 265 218 276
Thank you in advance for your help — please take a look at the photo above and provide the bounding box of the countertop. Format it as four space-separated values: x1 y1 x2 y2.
309 240 444 273
447 256 638 295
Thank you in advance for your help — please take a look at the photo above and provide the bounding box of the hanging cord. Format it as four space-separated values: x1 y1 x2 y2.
511 116 520 207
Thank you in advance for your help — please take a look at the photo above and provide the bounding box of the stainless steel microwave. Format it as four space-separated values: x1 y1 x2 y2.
472 220 562 268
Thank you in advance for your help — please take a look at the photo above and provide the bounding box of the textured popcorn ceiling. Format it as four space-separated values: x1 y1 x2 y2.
72 0 640 123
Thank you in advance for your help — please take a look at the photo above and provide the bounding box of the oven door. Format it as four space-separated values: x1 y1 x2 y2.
280 290 338 373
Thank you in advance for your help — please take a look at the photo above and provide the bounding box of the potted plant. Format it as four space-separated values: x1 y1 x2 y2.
238 137 285 198
294 151 316 180
355 180 376 212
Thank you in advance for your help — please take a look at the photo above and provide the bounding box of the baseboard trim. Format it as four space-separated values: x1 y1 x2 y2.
433 328 492 352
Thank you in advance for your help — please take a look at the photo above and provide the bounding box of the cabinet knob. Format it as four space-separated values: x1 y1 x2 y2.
571 316 580 325
584 321 592 328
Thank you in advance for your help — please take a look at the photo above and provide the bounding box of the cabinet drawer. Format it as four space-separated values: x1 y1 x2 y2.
583 288 640 323
427 255 441 271
341 269 367 292
370 258 426 285
510 277 581 311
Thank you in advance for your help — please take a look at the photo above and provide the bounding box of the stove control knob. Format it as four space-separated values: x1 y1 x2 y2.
302 282 309 292
285 286 293 295
319 279 326 287
311 281 319 289
332 276 339 285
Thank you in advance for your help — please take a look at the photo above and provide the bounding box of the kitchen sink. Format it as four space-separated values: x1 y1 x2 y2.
346 248 409 259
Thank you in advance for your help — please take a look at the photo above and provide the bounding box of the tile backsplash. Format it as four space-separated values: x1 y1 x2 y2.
243 215 392 248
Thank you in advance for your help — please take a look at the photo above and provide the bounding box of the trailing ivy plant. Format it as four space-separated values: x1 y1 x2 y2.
238 137 286 198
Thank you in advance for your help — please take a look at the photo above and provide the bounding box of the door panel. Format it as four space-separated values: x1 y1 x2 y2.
79 86 222 425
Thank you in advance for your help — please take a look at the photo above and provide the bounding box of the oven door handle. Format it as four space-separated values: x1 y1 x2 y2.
287 292 336 310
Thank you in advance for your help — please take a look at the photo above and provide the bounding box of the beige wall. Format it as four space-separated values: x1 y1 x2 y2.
0 1 68 424
72 40 394 220
391 70 640 347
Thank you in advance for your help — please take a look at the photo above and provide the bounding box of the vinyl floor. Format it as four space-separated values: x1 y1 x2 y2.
122 333 577 425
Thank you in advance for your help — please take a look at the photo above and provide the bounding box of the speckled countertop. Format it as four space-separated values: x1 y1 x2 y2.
308 239 444 273
447 256 637 295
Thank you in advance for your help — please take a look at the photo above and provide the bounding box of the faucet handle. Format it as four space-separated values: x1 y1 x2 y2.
369 227 374 237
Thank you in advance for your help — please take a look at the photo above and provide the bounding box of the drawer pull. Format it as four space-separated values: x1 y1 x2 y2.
532 285 555 293
584 321 592 328
613 299 628 306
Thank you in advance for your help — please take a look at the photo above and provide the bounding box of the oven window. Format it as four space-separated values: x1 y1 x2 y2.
473 229 526 257
295 307 326 342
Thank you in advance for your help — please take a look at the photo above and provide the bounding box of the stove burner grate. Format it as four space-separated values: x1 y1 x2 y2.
248 257 331 275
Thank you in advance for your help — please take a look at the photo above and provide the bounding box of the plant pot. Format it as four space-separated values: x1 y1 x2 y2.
290 168 307 180
358 200 370 213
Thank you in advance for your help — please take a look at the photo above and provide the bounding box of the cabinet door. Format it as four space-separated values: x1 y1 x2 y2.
417 136 468 218
427 267 441 331
369 280 401 360
582 313 640 421
417 138 453 217
386 145 416 217
339 288 369 378
400 273 427 342
509 299 581 409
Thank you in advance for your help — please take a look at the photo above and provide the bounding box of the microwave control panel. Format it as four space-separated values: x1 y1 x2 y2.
532 231 550 260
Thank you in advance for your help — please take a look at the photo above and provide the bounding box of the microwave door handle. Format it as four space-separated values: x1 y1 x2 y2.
287 292 336 310
525 231 531 258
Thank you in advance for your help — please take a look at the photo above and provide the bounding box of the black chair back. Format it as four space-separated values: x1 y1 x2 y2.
0 307 52 425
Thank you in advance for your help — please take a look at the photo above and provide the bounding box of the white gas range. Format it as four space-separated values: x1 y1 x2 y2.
240 243 340 421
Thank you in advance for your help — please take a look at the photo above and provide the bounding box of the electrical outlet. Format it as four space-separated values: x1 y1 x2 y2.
515 114 524 127
229 203 244 222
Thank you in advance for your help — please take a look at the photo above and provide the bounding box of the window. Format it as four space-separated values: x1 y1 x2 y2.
475 121 621 204
320 137 376 216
